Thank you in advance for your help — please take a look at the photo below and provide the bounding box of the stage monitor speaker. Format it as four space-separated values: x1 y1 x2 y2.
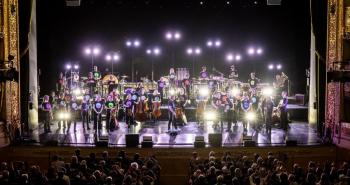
66 0 81 6
125 134 139 147
267 0 281 5
208 133 222 147
194 136 205 148
286 140 298 146
141 136 153 148
243 135 253 141
244 140 256 147
96 135 109 147
44 140 58 146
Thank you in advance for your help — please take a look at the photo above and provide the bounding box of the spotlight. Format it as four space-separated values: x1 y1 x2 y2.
268 64 274 70
66 64 72 70
204 110 217 121
166 32 172 39
248 48 255 55
174 32 181 39
169 88 176 96
215 40 221 47
146 49 152 54
153 48 160 55
106 54 112 61
245 112 256 121
199 87 210 97
195 48 201 54
262 87 274 96
134 40 140 47
277 64 282 70
187 48 193 54
207 41 213 47
226 53 234 61
231 87 240 96
113 54 120 60
235 54 241 61
200 1 204 5
226 1 230 5
85 48 91 55
58 111 71 120
257 48 263 55
126 41 132 46
73 88 81 95
74 64 79 69
93 48 100 55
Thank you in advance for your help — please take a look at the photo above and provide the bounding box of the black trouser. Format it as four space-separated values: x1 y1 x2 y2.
106 109 113 130
125 112 134 127
280 109 288 130
158 89 164 101
81 110 90 129
93 112 102 130
168 112 177 130
226 110 237 130
68 111 78 132
265 110 273 133
43 112 51 132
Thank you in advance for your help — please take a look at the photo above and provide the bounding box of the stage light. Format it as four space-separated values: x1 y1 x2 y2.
235 54 241 61
227 1 230 5
277 64 282 70
169 88 176 96
76 96 83 100
204 111 217 121
106 54 112 61
66 64 72 70
231 87 240 96
226 53 234 61
93 48 100 55
74 64 79 69
262 87 274 96
58 111 71 120
85 48 91 55
187 48 193 54
215 40 221 47
134 40 140 47
199 87 210 97
245 112 256 121
248 48 255 55
195 48 201 54
73 88 81 95
113 54 120 61
257 48 263 55
146 49 152 54
174 32 181 39
153 48 160 55
268 64 274 70
166 32 172 40
126 41 132 46
207 41 213 47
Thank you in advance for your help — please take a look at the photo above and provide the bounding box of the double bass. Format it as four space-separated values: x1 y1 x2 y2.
152 94 162 120
135 95 149 122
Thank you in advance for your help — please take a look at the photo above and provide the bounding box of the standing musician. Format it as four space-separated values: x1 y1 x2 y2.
167 95 178 132
124 94 135 128
41 95 52 133
261 96 274 133
223 91 237 132
240 92 252 133
56 72 66 94
279 91 289 130
182 74 191 98
176 90 189 125
157 77 166 101
228 65 239 80
211 91 224 132
92 94 104 131
105 95 117 131
86 72 96 97
93 66 102 81
248 72 260 94
57 93 67 130
169 68 177 87
199 66 209 80
67 96 79 133
151 89 162 122
81 96 90 130
107 75 117 93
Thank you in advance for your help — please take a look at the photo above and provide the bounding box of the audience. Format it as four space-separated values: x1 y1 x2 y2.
189 151 350 185
0 149 161 185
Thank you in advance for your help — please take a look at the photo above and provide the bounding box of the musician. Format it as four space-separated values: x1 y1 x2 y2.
176 90 189 125
57 93 67 130
105 95 117 131
167 95 178 132
248 72 260 90
124 94 135 128
151 89 162 122
199 66 209 80
56 72 66 94
250 92 259 111
157 77 166 101
93 66 102 81
273 72 289 97
67 96 79 133
41 95 52 133
92 94 104 131
81 96 90 130
211 91 224 131
135 88 149 123
228 65 238 80
107 75 117 93
86 72 96 96
182 74 191 97
169 68 177 86
279 91 289 130
135 82 144 95
240 92 251 132
208 74 218 93
261 96 274 133
222 91 237 132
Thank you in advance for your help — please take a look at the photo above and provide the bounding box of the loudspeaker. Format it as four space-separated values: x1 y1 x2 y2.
286 140 297 146
267 0 281 5
244 140 256 147
141 136 153 148
44 140 58 146
96 135 109 147
125 134 139 147
194 136 205 148
208 133 222 147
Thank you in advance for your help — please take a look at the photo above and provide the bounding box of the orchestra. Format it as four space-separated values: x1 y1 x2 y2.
43 65 290 135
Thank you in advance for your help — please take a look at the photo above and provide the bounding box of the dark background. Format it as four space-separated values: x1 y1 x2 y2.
28 0 327 96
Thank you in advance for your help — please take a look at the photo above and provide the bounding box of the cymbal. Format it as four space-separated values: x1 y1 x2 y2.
121 75 128 78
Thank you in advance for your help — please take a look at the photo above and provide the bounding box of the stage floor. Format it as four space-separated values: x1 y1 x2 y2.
29 119 321 147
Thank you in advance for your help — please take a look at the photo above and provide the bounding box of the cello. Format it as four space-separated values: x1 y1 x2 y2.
135 94 148 122
152 90 162 120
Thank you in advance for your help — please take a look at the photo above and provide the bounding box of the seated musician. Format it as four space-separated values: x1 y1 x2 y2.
199 66 209 80
134 88 149 123
182 74 191 98
248 72 260 93
135 82 144 95
124 94 135 128
169 68 177 86
157 77 166 101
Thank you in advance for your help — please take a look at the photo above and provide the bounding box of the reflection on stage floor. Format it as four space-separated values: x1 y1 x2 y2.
30 120 321 147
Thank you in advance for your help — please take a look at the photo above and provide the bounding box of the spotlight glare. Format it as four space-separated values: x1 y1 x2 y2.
248 48 255 55
199 87 210 97
245 112 256 121
113 54 120 60
235 54 241 61
268 64 274 70
166 32 172 40
257 48 263 54
106 54 112 61
174 32 181 39
126 41 132 46
187 48 193 54
93 48 100 55
85 48 91 55
153 48 160 55
226 53 234 61
74 64 79 69
146 49 152 54
66 64 72 70
73 88 81 95
169 88 176 96
207 41 213 47
277 64 282 70
215 40 221 47
231 87 240 96
195 48 201 54
134 40 140 47
262 87 274 96
204 111 217 121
